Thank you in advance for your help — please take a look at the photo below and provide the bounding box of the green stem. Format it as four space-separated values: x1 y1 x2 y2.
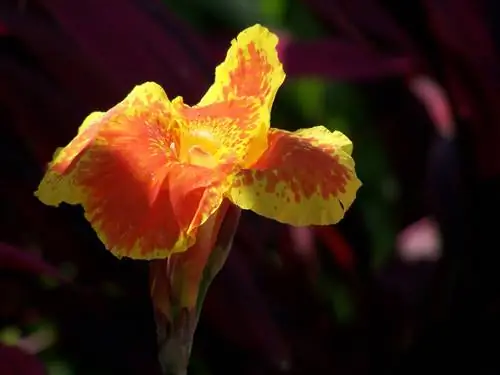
155 308 195 375
153 204 241 375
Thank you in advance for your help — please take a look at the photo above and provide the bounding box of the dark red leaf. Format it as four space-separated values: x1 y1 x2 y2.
0 345 46 375
421 0 500 177
0 243 64 280
299 0 416 54
408 75 455 138
279 37 414 81
202 248 291 369
0 21 7 35
313 226 355 272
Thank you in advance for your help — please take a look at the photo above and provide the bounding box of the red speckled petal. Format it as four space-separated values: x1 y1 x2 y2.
36 111 106 206
199 24 285 110
36 82 228 259
228 126 361 226
175 97 270 168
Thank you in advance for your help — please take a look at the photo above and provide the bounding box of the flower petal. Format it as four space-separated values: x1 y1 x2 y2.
36 82 228 259
198 24 285 110
168 200 230 309
175 97 270 168
228 126 361 226
37 111 105 206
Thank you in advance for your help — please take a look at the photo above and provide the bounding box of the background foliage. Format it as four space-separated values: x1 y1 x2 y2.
1 0 500 374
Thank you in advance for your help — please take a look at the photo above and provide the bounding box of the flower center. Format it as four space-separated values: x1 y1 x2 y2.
179 128 220 168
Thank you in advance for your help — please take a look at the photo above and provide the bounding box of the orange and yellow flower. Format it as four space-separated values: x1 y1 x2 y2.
35 24 361 262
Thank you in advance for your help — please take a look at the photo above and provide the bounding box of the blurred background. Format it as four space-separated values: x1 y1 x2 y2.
2 0 500 374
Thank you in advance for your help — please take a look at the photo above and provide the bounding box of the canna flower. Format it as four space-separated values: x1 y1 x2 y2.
35 25 361 304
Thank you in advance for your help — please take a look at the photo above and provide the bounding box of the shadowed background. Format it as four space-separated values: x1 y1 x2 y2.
2 0 500 374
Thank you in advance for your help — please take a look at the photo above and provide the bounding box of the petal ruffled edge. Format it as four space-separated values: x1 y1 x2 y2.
35 111 106 206
227 126 361 226
198 24 285 110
